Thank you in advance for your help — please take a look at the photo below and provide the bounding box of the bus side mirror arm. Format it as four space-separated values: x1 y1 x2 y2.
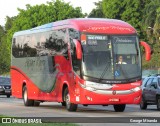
74 40 82 60
140 41 151 61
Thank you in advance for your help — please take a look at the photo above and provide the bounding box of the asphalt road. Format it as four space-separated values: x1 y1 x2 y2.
0 96 160 126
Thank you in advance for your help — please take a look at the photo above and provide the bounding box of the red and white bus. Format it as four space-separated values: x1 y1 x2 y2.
11 18 151 112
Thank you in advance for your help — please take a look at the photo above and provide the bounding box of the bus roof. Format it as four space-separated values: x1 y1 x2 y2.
13 18 136 36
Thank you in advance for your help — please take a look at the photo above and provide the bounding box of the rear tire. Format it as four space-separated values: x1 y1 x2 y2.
157 96 160 111
140 97 147 110
34 101 40 106
64 88 77 112
113 104 126 112
23 86 34 106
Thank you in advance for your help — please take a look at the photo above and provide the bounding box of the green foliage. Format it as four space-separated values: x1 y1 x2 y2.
102 0 147 37
5 16 16 31
141 0 160 68
0 35 10 74
0 25 5 38
88 1 105 18
102 0 124 19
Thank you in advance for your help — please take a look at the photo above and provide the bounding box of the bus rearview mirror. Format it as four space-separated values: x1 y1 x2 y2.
140 41 151 61
74 40 82 60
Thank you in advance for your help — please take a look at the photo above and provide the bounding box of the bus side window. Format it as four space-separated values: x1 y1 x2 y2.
45 30 68 59
70 38 81 75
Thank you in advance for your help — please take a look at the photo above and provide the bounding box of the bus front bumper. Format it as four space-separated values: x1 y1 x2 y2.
73 86 141 105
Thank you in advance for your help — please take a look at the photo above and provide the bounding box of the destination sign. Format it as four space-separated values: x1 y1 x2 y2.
87 35 108 40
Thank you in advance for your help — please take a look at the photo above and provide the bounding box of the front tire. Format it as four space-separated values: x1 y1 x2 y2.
23 86 34 106
140 97 147 110
34 101 40 106
157 96 160 111
64 88 77 112
113 104 126 112
61 102 66 106
7 95 10 98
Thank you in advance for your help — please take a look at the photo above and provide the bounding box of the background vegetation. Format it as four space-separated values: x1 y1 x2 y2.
0 0 160 74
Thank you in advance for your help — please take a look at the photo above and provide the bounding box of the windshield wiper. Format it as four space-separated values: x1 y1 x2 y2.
98 61 111 82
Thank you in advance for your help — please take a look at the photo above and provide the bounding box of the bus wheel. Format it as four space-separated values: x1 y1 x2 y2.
23 86 34 106
64 88 77 112
34 101 40 106
113 104 126 112
7 95 10 98
156 96 160 111
140 97 147 110
61 102 66 106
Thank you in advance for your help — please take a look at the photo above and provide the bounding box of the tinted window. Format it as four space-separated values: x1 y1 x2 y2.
158 78 160 87
142 77 149 87
70 38 81 75
12 29 68 58
145 78 153 88
152 78 157 83
69 29 79 40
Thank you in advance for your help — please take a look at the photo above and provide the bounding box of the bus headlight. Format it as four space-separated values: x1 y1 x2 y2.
132 87 141 92
85 81 112 90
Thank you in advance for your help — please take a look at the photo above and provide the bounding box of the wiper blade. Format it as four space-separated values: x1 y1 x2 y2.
98 62 111 82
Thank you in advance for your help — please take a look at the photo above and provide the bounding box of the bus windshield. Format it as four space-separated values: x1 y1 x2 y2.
82 34 141 83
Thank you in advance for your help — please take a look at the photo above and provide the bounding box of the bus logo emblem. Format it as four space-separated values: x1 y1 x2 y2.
112 90 116 95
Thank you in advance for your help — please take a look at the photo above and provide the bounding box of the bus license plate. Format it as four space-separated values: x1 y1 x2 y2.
109 98 119 102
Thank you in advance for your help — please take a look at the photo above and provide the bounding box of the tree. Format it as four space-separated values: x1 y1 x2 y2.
0 25 5 40
102 0 150 38
0 16 16 74
102 0 125 19
5 16 16 31
88 1 105 18
141 0 160 68
0 34 10 74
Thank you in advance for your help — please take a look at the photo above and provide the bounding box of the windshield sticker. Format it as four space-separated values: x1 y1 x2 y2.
87 35 108 40
81 40 86 45
114 70 120 77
